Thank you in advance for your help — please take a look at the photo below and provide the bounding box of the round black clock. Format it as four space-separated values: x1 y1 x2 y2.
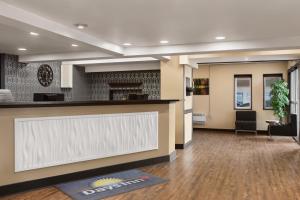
37 64 53 87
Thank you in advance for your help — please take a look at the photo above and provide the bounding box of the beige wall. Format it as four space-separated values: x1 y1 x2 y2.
161 56 185 144
160 56 183 100
0 103 175 186
193 61 288 130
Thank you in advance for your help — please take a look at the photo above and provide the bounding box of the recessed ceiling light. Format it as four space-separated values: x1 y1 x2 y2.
30 32 39 36
18 48 27 51
215 36 226 40
123 43 132 46
71 44 79 47
74 23 88 29
160 40 169 44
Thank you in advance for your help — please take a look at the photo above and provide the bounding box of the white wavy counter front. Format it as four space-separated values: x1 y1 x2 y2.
15 112 158 172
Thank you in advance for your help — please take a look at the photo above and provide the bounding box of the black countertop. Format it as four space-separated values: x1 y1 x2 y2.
0 99 179 108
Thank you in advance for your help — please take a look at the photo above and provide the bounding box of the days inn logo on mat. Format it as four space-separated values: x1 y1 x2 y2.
56 169 166 199
81 176 150 196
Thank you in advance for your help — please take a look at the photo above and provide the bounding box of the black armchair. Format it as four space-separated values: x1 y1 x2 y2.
235 111 257 135
269 114 297 137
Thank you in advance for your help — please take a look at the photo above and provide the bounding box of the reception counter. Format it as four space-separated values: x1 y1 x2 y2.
0 100 177 195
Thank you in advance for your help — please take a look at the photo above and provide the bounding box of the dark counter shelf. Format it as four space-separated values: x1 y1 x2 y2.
109 88 142 91
0 99 179 108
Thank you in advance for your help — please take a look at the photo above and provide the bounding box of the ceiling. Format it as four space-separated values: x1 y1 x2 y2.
2 0 300 47
0 16 107 56
1 0 300 61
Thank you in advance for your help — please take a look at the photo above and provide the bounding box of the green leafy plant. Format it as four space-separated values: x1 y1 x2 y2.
271 80 289 123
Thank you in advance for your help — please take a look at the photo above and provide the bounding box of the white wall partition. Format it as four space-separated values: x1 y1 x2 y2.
184 65 193 144
290 68 299 141
15 112 158 172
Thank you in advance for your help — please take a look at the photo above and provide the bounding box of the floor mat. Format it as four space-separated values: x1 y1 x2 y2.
56 169 167 200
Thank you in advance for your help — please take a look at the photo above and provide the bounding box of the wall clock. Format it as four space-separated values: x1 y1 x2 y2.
37 64 53 87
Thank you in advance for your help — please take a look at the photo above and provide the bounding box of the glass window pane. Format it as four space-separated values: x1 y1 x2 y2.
290 70 298 114
235 76 252 109
296 69 299 105
263 75 282 109
291 72 295 101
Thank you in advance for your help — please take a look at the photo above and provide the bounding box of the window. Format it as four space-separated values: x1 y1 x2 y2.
290 68 299 114
234 75 252 110
263 74 283 110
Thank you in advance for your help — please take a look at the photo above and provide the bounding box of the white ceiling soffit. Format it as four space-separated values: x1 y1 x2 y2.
0 1 123 56
19 36 300 61
189 49 300 65
188 49 300 59
151 56 171 61
179 55 197 69
85 62 160 73
62 57 158 66
19 52 113 63
191 55 300 65
124 36 300 57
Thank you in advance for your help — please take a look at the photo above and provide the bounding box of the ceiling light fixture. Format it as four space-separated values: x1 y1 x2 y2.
160 40 169 44
18 48 27 51
71 44 79 47
74 23 88 29
215 36 226 40
30 32 39 36
123 43 132 46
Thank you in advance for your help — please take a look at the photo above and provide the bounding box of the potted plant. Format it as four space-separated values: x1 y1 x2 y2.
271 79 289 123
269 79 293 136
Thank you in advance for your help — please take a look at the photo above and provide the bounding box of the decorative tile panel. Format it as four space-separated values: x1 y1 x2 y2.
4 54 73 102
89 71 161 100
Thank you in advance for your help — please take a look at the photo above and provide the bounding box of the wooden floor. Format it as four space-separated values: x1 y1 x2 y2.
2 131 300 200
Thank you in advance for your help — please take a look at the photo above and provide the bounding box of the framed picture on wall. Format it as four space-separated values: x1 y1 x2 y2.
193 78 209 95
263 74 283 110
234 75 252 110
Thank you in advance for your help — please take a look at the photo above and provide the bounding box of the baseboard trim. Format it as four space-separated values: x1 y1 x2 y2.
194 128 235 132
184 109 193 114
257 130 268 134
0 152 176 197
175 140 192 149
175 144 184 149
193 128 268 135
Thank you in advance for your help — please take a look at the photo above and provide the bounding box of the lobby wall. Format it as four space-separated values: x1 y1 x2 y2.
193 61 288 131
160 56 185 144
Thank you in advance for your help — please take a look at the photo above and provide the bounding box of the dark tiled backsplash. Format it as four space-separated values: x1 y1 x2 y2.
3 55 160 101
89 71 160 100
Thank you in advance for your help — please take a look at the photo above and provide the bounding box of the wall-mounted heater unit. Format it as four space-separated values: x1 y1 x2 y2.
193 113 206 125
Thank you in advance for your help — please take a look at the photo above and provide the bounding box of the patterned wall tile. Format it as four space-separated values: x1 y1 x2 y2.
89 70 161 100
4 54 72 102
